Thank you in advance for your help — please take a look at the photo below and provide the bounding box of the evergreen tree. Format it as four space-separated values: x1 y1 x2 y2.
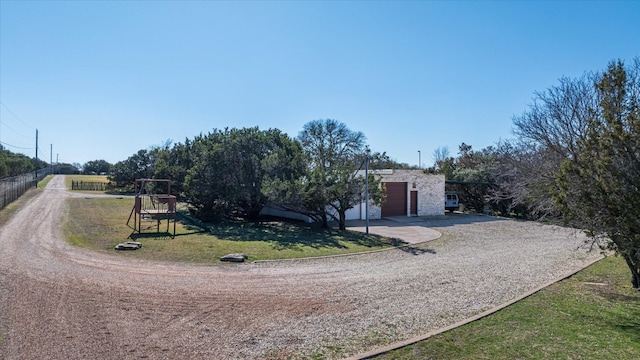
555 59 640 289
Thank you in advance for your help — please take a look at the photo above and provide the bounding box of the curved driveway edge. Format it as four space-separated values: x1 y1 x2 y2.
346 217 442 245
0 176 603 360
345 255 606 360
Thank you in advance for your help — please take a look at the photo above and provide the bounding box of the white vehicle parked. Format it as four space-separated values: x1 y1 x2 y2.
445 192 459 212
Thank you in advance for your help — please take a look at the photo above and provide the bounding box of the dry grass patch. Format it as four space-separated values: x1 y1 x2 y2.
64 174 109 188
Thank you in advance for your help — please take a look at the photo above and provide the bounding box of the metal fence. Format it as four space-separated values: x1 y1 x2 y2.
0 168 51 211
71 181 109 191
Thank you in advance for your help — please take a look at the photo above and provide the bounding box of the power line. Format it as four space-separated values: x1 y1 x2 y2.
0 119 32 138
0 101 34 129
0 139 34 150
0 101 36 152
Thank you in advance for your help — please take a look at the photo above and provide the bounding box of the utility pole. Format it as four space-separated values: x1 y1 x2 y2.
34 129 38 188
418 150 421 169
50 144 53 175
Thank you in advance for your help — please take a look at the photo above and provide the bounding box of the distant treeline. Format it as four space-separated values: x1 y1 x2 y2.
0 147 49 179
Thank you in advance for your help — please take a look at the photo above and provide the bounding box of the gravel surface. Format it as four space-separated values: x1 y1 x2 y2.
0 175 601 359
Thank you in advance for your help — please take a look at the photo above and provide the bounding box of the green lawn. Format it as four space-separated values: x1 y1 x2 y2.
373 255 640 359
63 196 405 264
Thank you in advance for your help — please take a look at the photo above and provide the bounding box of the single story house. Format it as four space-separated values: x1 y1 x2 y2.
262 169 445 222
344 169 445 220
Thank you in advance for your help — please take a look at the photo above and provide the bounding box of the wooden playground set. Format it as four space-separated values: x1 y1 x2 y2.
126 179 177 238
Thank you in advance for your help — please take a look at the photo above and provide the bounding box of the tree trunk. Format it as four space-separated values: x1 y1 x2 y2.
338 211 346 231
321 212 329 228
624 256 640 290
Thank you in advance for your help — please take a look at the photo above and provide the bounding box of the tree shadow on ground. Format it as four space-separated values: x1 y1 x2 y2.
397 244 437 255
347 213 506 230
127 220 206 240
127 230 206 241
585 281 640 344
128 232 175 240
207 219 406 250
420 213 505 227
613 317 640 344
590 299 640 345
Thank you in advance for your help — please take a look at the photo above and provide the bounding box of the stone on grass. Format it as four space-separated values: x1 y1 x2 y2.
220 253 248 262
115 242 142 251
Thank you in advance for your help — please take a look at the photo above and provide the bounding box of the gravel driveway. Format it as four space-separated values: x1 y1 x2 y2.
0 175 601 359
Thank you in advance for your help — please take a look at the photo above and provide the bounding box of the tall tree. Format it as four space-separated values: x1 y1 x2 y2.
82 159 112 175
486 140 557 217
182 133 224 221
509 72 598 218
260 131 307 214
183 127 301 222
363 151 417 170
108 149 155 187
447 143 496 212
153 139 194 198
297 119 384 230
555 59 640 289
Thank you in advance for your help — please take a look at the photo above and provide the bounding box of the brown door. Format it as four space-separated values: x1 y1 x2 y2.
410 191 418 215
381 182 407 217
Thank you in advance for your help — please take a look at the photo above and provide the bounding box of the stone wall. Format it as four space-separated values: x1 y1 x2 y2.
368 170 445 218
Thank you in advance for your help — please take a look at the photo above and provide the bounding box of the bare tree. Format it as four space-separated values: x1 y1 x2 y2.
432 146 450 166
513 72 599 159
488 140 564 218
504 71 600 218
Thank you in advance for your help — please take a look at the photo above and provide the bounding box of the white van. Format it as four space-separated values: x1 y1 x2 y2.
445 192 459 212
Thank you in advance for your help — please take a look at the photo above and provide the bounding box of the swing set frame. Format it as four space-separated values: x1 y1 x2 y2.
126 179 177 237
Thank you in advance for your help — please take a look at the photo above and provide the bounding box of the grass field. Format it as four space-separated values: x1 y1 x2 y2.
65 174 109 190
63 196 405 264
373 255 640 359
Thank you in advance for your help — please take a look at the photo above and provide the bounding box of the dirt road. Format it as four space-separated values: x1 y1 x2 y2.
0 175 600 359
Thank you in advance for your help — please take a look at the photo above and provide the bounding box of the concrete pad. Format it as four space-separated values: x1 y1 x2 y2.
346 219 441 245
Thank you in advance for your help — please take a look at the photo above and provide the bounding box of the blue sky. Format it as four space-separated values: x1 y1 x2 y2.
1 1 638 168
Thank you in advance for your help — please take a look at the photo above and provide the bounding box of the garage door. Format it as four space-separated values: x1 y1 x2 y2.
381 182 407 217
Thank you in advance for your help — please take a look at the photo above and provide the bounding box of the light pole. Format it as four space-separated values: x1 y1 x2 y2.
418 150 421 169
365 151 370 234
